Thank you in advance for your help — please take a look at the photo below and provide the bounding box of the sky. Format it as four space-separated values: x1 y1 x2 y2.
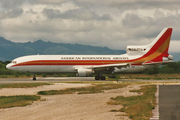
0 0 180 53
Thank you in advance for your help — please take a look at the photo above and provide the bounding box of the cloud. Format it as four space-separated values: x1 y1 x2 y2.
32 0 67 4
0 8 23 19
43 8 112 21
169 40 180 53
0 0 180 53
7 8 23 18
99 0 180 10
121 9 180 40
0 0 25 10
122 13 153 28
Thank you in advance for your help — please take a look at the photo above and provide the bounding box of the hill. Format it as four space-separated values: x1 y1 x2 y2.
0 37 125 61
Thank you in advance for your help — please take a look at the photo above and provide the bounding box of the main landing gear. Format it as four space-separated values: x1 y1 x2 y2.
95 76 106 80
95 73 106 80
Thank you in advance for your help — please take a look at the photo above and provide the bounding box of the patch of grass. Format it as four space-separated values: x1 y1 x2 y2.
42 74 46 77
0 83 51 89
110 109 119 112
108 85 156 120
0 95 40 108
0 75 8 78
38 89 74 95
40 98 47 101
119 107 126 112
38 83 129 95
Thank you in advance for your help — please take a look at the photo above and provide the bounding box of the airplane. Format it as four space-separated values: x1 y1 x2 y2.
6 28 173 80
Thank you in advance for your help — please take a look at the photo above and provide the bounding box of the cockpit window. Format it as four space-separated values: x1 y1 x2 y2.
11 61 17 64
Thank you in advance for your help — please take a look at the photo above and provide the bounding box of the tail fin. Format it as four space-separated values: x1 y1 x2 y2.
148 28 172 56
127 28 173 63
145 28 172 62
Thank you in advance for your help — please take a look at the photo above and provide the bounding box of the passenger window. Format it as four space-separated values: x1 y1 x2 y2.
11 61 17 64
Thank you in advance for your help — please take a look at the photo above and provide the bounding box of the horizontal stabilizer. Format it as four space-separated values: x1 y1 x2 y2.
142 60 173 67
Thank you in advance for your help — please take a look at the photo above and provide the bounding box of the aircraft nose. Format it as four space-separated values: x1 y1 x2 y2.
6 63 12 70
6 63 18 71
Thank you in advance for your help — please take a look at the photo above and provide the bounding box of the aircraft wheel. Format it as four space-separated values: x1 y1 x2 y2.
101 76 106 80
33 77 36 81
95 76 100 80
33 74 36 81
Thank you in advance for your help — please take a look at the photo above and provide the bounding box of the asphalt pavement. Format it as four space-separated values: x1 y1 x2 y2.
159 85 180 120
1 77 180 84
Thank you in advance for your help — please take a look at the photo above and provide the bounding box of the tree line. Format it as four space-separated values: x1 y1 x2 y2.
144 62 180 74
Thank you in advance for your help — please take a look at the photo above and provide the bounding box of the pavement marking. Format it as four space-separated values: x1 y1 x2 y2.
150 85 159 120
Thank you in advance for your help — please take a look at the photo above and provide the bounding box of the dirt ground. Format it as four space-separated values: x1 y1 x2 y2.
0 83 142 120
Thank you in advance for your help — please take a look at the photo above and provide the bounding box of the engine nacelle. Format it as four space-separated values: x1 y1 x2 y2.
163 55 173 61
76 69 94 77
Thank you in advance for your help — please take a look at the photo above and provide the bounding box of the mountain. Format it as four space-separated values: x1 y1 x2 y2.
1 37 179 61
0 37 126 61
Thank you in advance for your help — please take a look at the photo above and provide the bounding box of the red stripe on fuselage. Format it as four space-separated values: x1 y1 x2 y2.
12 60 130 67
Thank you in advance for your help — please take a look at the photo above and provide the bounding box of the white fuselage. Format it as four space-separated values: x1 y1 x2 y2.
6 54 146 73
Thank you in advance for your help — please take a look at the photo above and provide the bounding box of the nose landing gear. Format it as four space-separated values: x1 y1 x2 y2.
33 74 36 81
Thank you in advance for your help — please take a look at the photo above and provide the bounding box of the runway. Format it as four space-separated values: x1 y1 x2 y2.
0 77 180 84
0 77 95 84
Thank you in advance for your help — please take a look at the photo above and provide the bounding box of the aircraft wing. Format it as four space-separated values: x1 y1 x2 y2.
74 63 130 71
89 63 129 69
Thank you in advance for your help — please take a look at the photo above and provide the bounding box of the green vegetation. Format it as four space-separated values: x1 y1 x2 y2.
0 61 24 77
108 85 156 120
38 83 129 95
0 83 51 89
0 95 40 108
144 62 180 74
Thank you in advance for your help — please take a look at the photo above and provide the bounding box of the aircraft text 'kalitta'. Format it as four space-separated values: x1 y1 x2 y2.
60 57 129 60
128 48 146 51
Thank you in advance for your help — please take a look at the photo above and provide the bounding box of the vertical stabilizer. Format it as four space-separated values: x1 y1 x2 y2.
128 28 173 63
145 28 172 62
148 28 172 56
